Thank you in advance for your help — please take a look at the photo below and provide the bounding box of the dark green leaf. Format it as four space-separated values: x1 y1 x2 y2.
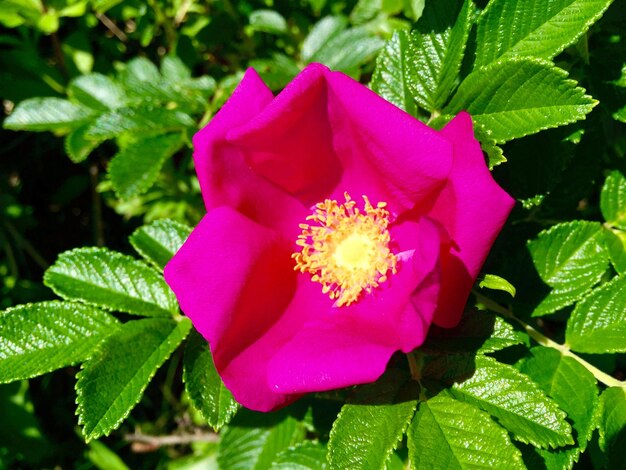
44 247 178 317
108 133 184 199
451 356 573 448
475 0 615 67
445 58 596 143
183 331 239 430
76 317 191 441
408 394 525 470
598 387 626 470
4 98 95 132
566 275 626 353
129 219 192 270
0 301 118 383
527 221 608 316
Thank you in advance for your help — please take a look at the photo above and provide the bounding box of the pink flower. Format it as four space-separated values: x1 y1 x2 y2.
164 63 514 412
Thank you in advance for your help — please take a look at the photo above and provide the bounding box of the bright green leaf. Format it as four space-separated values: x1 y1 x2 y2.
183 331 239 431
120 57 160 84
249 9 288 34
408 0 471 112
302 16 348 63
566 275 626 353
64 124 103 163
445 58 596 143
310 27 384 73
408 394 525 470
218 410 306 470
475 0 615 68
0 301 118 383
600 170 626 230
598 387 626 470
451 356 573 449
68 73 127 111
270 441 327 470
479 274 516 297
328 371 417 470
371 30 418 115
108 133 184 199
129 219 192 270
160 56 191 82
44 247 178 317
4 98 95 132
77 317 191 441
527 221 608 316
519 347 598 467
603 228 626 275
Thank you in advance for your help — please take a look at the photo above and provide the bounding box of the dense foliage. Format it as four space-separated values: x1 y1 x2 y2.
1 0 625 468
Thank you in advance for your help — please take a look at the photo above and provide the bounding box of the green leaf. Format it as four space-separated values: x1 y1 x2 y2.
64 124 103 163
603 228 626 275
129 219 192 270
475 0 615 68
0 301 118 383
598 387 626 469
249 9 288 34
423 310 527 355
302 16 348 63
408 0 471 112
527 221 609 316
474 123 507 169
108 133 184 199
183 331 239 431
445 58 597 143
84 107 194 141
270 441 327 470
4 98 95 132
160 56 191 82
408 394 525 470
76 317 191 441
87 441 130 470
309 27 384 73
565 275 626 353
451 356 573 449
218 410 306 470
479 274 516 297
518 347 598 466
328 371 417 470
68 73 127 111
44 247 178 317
600 170 626 230
370 30 418 115
120 57 160 84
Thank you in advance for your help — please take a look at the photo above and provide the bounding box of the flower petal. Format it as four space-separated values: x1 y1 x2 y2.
266 218 441 395
428 112 515 327
325 70 453 211
164 207 299 410
227 63 342 206
193 68 307 237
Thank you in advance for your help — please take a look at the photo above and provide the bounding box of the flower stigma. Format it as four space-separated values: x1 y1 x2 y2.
292 192 397 306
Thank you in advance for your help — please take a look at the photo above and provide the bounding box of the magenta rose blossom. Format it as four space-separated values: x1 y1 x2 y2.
164 63 514 412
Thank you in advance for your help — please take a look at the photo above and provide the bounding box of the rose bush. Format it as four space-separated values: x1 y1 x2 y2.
164 63 514 412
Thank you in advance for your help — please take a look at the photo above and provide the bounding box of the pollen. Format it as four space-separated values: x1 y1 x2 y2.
292 192 397 306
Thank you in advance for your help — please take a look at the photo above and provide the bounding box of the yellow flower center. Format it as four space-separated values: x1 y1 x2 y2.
292 192 397 306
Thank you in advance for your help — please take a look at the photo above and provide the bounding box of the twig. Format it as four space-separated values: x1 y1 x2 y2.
3 221 49 270
96 12 128 42
473 291 626 389
125 431 219 450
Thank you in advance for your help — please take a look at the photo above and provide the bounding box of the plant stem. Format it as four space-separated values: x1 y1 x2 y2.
473 291 626 389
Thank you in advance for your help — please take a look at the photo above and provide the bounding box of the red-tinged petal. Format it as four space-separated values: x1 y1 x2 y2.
265 218 441 395
428 112 515 327
193 68 307 237
164 207 299 410
227 63 342 206
325 70 453 211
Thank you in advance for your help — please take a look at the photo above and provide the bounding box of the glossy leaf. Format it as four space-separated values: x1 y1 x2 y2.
249 9 288 34
408 394 525 470
44 247 178 317
309 27 384 73
68 73 127 111
566 275 626 353
183 331 239 430
475 0 615 67
76 317 191 441
445 58 596 143
4 98 95 132
64 124 103 163
479 274 516 297
598 387 626 470
129 219 192 270
603 228 626 275
302 16 348 63
0 301 118 383
527 221 608 316
451 356 573 449
600 170 626 230
270 441 327 470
